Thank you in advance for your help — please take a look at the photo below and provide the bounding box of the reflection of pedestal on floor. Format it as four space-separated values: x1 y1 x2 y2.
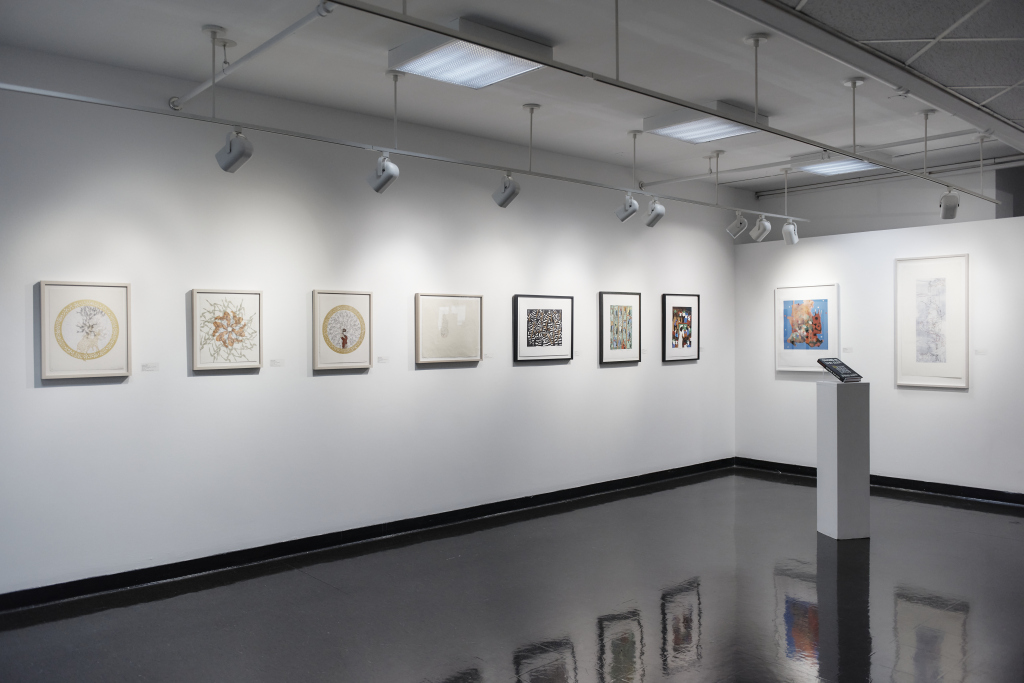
816 381 870 539
817 534 871 682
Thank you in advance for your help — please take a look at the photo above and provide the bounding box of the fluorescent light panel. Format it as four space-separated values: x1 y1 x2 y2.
797 159 880 175
643 102 768 144
389 18 551 89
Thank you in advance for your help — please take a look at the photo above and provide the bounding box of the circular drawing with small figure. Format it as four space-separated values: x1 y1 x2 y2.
323 305 365 354
54 299 119 361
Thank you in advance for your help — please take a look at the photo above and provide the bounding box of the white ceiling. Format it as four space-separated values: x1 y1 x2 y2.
0 0 1017 193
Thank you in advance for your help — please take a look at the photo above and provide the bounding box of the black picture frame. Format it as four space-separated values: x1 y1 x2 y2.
661 577 702 675
513 638 577 683
598 610 644 683
599 291 641 364
512 294 574 362
662 293 700 362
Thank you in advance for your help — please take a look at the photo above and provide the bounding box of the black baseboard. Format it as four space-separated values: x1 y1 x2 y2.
2 455 1022 614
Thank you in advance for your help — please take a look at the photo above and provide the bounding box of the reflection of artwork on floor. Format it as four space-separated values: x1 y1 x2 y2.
598 610 644 683
610 305 633 350
893 588 968 683
323 304 365 354
527 309 563 347
198 297 259 364
439 669 482 683
514 638 577 683
671 306 692 348
916 278 947 363
774 562 818 683
55 300 118 360
783 299 829 349
661 578 701 675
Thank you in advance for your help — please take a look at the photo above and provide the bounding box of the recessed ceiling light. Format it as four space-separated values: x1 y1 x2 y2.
643 101 767 144
791 151 891 176
388 18 551 89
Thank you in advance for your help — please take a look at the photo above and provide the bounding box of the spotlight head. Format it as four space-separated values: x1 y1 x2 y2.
726 211 749 238
749 214 772 242
215 129 253 173
939 190 960 219
643 199 666 227
492 173 521 208
367 154 400 193
782 218 799 245
615 193 639 222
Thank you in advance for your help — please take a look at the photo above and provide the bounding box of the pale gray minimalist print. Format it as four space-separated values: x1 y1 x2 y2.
915 278 946 363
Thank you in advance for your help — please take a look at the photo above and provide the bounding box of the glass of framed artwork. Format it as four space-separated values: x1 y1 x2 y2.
600 291 641 364
661 578 701 675
513 639 577 683
192 289 262 370
895 255 968 389
512 294 574 362
598 610 644 683
775 284 839 372
662 293 700 362
415 293 482 363
313 290 372 370
40 281 131 379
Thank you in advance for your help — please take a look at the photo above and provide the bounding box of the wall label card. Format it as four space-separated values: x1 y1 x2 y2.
662 293 700 362
191 289 262 371
40 281 131 379
895 255 968 389
775 284 839 372
600 291 641 364
314 290 372 370
513 294 574 362
415 293 483 364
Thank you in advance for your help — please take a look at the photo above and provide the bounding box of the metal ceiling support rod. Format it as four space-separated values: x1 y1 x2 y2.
919 109 936 174
0 81 809 222
744 33 769 119
169 1 337 111
844 77 864 154
978 133 987 194
524 103 540 171
386 70 403 148
614 0 620 81
324 0 996 204
783 167 789 215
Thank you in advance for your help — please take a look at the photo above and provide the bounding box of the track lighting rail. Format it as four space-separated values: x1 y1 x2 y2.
325 0 996 205
0 81 807 222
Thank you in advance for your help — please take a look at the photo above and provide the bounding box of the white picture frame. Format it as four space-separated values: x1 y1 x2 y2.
895 255 969 389
191 289 263 371
662 293 700 362
775 284 839 372
40 281 131 379
314 290 372 370
513 294 574 362
600 291 641 364
415 293 483 364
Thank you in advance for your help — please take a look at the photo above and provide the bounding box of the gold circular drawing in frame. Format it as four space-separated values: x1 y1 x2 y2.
322 304 366 355
54 299 119 361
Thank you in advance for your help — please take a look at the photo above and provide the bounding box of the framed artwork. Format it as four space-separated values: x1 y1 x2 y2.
600 291 641 364
892 587 968 683
314 290 372 370
661 578 701 675
662 294 699 361
513 638 577 683
415 293 482 363
774 561 819 683
513 294 574 362
895 255 969 389
775 284 839 372
599 610 644 683
192 289 262 370
40 281 131 379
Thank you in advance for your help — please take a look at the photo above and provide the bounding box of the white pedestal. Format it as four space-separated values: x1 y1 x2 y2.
816 381 870 539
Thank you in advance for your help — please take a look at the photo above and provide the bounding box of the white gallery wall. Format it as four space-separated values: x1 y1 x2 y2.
735 216 1024 494
0 72 740 594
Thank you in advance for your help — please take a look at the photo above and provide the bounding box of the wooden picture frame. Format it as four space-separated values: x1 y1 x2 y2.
313 290 372 370
40 280 131 379
191 288 263 371
415 293 483 364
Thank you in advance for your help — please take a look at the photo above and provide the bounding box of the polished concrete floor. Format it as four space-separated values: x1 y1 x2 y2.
1 470 1023 682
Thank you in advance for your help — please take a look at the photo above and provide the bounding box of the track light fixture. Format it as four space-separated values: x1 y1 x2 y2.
749 215 772 242
368 153 400 193
616 193 639 222
644 199 666 227
215 128 253 173
726 211 749 238
939 189 960 219
492 172 520 208
782 219 799 245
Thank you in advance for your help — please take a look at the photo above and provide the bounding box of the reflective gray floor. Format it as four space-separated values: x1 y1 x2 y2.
1 470 1023 682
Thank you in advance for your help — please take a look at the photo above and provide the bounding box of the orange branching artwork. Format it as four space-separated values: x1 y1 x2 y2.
211 310 248 348
198 297 259 363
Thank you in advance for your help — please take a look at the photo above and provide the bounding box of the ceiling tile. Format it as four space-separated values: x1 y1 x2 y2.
911 41 1024 85
946 0 1024 38
987 88 1024 120
867 41 928 62
952 86 1007 103
804 0 978 41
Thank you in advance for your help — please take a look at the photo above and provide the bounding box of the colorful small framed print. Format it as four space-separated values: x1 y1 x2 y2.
662 293 699 361
513 294 574 362
314 290 372 370
40 281 131 379
600 291 641 364
192 289 263 371
775 284 839 372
